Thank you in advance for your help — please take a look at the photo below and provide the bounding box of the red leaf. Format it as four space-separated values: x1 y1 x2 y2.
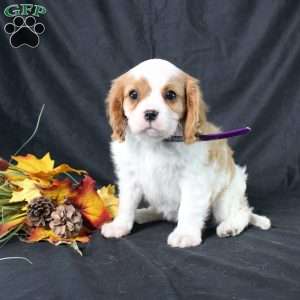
70 176 111 229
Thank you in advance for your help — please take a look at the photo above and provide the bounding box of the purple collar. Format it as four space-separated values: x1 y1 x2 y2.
164 127 251 142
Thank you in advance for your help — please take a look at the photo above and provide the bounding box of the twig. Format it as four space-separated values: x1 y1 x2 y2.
9 104 45 163
64 172 79 184
0 256 32 264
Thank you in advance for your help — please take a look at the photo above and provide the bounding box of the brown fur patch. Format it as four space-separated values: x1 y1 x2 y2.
106 74 128 142
183 75 208 144
161 75 186 117
123 76 151 112
204 122 236 179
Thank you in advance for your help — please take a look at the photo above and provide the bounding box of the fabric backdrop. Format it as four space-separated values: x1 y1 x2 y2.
0 1 299 299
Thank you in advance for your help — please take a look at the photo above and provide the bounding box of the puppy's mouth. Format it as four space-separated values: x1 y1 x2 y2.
144 127 160 136
141 124 159 136
129 118 179 139
138 122 170 138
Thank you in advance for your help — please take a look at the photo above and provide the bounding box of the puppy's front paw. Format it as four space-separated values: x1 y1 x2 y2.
167 228 202 248
101 221 131 239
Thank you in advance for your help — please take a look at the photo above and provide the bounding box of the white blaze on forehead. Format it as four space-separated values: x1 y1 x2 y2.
128 59 183 88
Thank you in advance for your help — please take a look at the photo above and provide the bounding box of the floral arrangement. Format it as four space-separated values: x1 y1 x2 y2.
0 153 118 255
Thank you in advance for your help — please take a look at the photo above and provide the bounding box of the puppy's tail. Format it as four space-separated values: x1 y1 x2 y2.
250 213 271 230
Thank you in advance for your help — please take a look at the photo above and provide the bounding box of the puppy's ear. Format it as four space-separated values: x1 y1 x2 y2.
183 75 208 144
106 75 127 142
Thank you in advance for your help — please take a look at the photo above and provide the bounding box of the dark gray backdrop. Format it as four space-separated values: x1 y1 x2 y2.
0 1 299 299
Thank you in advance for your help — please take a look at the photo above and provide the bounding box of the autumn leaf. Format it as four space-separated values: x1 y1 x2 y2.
9 153 86 186
0 215 26 238
3 169 27 182
24 227 90 255
24 227 90 245
97 185 119 218
70 176 111 229
41 179 76 205
22 227 90 256
33 163 86 179
12 153 54 173
9 179 41 203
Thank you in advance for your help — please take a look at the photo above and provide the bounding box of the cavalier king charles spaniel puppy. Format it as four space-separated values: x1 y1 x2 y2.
101 59 271 248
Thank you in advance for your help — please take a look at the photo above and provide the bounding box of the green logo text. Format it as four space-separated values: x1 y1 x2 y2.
4 4 47 17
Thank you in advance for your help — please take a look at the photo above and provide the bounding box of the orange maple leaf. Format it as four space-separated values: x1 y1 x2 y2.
70 176 112 229
24 227 90 245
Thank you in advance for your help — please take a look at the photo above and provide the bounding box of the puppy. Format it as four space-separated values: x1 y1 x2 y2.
101 59 271 248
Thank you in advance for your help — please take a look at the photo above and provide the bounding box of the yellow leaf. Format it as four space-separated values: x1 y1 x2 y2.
9 179 41 203
3 169 27 182
12 153 54 174
39 164 86 178
97 184 119 218
11 153 86 187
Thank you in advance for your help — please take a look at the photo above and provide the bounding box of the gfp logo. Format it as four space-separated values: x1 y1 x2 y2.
3 4 47 48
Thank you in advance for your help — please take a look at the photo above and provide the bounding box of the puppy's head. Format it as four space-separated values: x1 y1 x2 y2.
106 59 207 143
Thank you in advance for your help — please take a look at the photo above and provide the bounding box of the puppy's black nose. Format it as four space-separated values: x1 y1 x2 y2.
144 110 159 121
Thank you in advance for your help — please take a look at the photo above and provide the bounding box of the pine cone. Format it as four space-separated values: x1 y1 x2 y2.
27 197 55 227
49 204 82 238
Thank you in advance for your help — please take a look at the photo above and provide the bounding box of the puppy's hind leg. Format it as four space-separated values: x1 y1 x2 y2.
213 165 271 238
135 207 163 224
216 209 271 238
216 206 252 238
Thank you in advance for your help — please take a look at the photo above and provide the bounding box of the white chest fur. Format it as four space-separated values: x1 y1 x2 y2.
111 133 213 221
136 142 184 220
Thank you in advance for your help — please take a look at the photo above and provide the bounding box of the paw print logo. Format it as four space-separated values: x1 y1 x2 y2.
4 16 45 48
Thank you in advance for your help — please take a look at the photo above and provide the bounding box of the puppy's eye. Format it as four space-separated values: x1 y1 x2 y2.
164 90 177 101
129 90 139 100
